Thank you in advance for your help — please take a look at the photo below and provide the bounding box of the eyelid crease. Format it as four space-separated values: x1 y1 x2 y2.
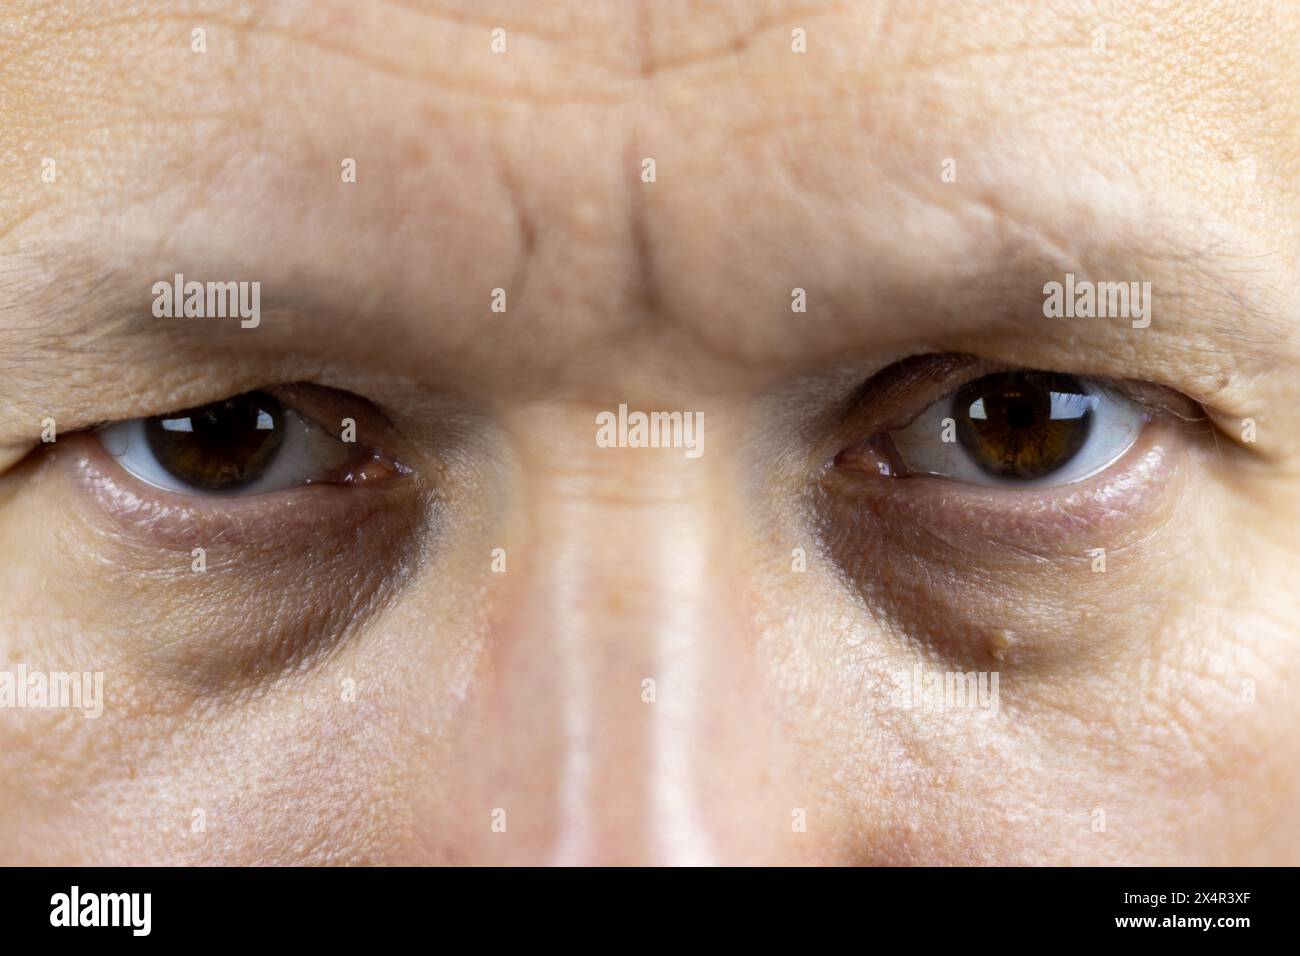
85 381 396 453
266 383 389 441
267 382 425 477
1106 381 1276 462
1106 380 1206 427
0 442 34 474
842 353 1207 437
1 381 417 490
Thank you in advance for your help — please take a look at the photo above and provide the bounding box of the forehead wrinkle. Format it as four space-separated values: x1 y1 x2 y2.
0 13 273 232
850 0 1300 185
221 0 657 108
376 0 639 76
636 0 1300 363
1 0 1298 391
633 0 848 79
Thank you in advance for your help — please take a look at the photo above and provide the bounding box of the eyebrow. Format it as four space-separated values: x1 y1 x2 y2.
793 216 1296 406
0 194 1295 454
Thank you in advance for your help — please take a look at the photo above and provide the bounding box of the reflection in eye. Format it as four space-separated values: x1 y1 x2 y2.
97 390 404 496
872 372 1149 487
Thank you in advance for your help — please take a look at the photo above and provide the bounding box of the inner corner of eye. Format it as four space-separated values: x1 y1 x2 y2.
834 433 902 478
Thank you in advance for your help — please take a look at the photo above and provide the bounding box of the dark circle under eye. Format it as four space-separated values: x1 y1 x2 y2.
952 372 1097 480
144 391 285 491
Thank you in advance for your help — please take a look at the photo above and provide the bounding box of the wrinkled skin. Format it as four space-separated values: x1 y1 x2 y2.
1 0 1298 865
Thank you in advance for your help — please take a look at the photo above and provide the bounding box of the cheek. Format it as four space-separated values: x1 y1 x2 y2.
764 608 1273 865
0 664 420 864
777 417 1287 863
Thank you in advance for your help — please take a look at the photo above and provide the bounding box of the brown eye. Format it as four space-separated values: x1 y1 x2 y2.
846 366 1150 488
99 387 410 497
144 392 285 491
952 372 1096 480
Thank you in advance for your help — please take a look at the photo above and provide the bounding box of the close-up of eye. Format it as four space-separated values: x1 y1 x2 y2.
853 371 1153 487
2 0 1298 931
95 389 410 497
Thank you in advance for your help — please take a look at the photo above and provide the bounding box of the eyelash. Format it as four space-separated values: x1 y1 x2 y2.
69 359 1201 524
831 361 1205 491
873 376 1145 487
57 403 423 558
92 388 410 500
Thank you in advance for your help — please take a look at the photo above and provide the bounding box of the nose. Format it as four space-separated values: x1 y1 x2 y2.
427 401 804 864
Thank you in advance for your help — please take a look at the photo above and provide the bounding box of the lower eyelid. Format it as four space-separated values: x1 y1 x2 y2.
820 421 1187 557
64 433 422 550
36 437 432 697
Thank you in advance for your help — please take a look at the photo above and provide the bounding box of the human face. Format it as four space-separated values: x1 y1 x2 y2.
1 0 1298 864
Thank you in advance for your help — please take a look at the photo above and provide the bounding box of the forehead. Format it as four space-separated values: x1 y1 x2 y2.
2 0 1298 383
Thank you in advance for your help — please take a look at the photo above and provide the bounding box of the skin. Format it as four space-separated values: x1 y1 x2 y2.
0 0 1298 865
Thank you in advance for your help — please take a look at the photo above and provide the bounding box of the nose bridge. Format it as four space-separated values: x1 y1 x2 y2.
493 415 732 864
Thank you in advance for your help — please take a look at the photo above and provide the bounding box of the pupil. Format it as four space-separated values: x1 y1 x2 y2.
953 372 1093 479
1005 397 1034 430
145 391 285 491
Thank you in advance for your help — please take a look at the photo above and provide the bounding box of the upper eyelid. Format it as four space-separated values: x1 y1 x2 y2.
1103 380 1206 427
868 361 1201 431
813 356 1231 483
834 355 1057 435
81 384 366 441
